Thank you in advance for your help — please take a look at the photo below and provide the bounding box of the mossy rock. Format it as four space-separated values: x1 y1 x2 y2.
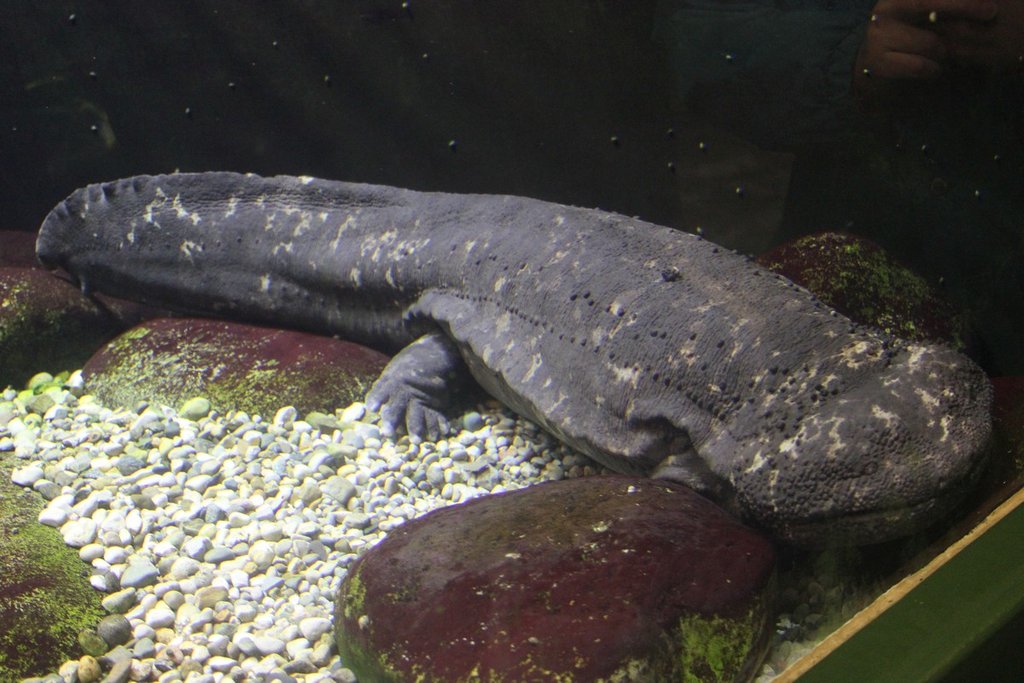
0 267 153 390
757 232 968 349
82 317 390 417
335 475 777 682
0 453 103 678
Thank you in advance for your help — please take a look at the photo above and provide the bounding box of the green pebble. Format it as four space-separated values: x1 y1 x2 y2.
77 629 108 657
101 588 137 615
306 411 342 432
179 397 212 420
24 393 56 415
26 372 54 392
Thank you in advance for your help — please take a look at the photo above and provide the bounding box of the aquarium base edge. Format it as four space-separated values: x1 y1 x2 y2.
778 483 1024 682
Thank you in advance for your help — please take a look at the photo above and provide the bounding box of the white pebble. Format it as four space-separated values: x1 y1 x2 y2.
38 504 70 527
11 464 45 486
60 518 97 547
146 607 176 629
298 617 332 643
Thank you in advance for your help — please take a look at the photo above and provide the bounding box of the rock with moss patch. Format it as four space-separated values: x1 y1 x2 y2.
335 475 776 682
0 454 103 679
82 317 390 417
756 232 968 348
0 268 153 390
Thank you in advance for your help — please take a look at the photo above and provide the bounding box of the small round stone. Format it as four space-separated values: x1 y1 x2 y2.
97 614 132 647
60 518 98 547
145 606 176 629
179 396 212 419
120 559 160 588
77 655 102 683
11 464 45 486
78 630 108 657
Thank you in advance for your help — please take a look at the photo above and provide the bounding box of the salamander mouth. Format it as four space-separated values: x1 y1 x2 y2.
770 451 990 546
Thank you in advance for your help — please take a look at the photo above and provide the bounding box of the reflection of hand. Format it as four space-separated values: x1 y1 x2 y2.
854 0 999 97
933 0 1024 72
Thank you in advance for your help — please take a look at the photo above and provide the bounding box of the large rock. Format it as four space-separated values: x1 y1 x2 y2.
0 231 40 268
990 377 1024 487
757 232 968 349
0 453 103 679
82 317 390 417
335 475 776 682
0 267 151 389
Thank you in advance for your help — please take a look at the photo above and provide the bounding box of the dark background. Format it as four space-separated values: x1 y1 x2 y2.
1 2 737 233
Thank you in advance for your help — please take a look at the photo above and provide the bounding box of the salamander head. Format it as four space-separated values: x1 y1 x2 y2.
727 343 992 545
37 174 243 300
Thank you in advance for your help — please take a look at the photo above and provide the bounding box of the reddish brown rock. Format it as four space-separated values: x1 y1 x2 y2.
82 317 389 417
0 231 40 268
757 232 967 348
0 268 151 389
990 377 1024 484
335 475 776 682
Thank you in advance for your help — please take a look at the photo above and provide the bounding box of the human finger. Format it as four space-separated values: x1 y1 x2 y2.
875 0 997 23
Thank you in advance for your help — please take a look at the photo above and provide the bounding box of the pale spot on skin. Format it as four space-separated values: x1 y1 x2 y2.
179 240 202 262
871 405 899 425
745 451 768 473
260 274 272 293
908 345 928 368
224 196 240 217
939 415 952 444
840 340 875 369
143 188 168 224
494 312 512 336
767 470 780 511
171 194 190 221
291 211 313 237
331 216 357 251
522 354 543 383
548 249 570 264
826 417 847 457
609 364 640 388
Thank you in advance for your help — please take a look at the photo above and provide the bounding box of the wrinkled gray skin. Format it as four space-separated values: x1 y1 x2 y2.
37 173 993 545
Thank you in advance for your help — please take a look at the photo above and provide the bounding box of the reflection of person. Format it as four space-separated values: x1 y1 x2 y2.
855 0 1022 101
654 1 1024 375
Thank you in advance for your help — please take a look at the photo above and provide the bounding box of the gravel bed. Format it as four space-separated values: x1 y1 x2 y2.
2 371 602 682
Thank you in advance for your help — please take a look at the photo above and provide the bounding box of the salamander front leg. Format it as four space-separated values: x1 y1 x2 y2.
365 330 467 442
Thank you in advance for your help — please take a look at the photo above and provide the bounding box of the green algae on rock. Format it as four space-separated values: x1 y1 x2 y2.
0 268 149 391
0 454 103 679
756 232 968 349
334 475 777 682
82 317 390 418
